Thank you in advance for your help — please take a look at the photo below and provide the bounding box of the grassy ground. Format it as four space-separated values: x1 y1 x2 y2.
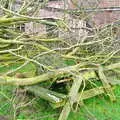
0 63 120 120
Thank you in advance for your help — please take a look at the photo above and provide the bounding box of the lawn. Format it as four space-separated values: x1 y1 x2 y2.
0 63 120 120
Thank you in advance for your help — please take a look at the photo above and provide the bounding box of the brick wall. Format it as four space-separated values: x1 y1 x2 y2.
24 0 120 34
45 0 120 27
93 0 120 27
99 0 120 8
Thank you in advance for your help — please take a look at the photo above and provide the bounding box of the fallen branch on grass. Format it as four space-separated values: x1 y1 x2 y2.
0 62 120 86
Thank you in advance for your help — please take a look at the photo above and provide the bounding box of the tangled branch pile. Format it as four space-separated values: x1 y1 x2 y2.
0 0 120 120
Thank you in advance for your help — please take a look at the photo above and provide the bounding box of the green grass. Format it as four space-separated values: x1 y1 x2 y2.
68 86 120 120
0 63 36 77
0 63 120 120
0 85 120 120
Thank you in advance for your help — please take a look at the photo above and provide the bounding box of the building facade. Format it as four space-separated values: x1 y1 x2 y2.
5 0 120 35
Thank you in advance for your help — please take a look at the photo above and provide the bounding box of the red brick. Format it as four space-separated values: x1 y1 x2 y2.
99 0 120 8
93 0 120 27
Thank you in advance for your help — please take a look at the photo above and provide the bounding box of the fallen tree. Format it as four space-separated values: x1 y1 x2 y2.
0 62 120 86
0 1 120 120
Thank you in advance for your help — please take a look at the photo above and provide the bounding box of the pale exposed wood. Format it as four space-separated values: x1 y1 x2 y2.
58 75 83 120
